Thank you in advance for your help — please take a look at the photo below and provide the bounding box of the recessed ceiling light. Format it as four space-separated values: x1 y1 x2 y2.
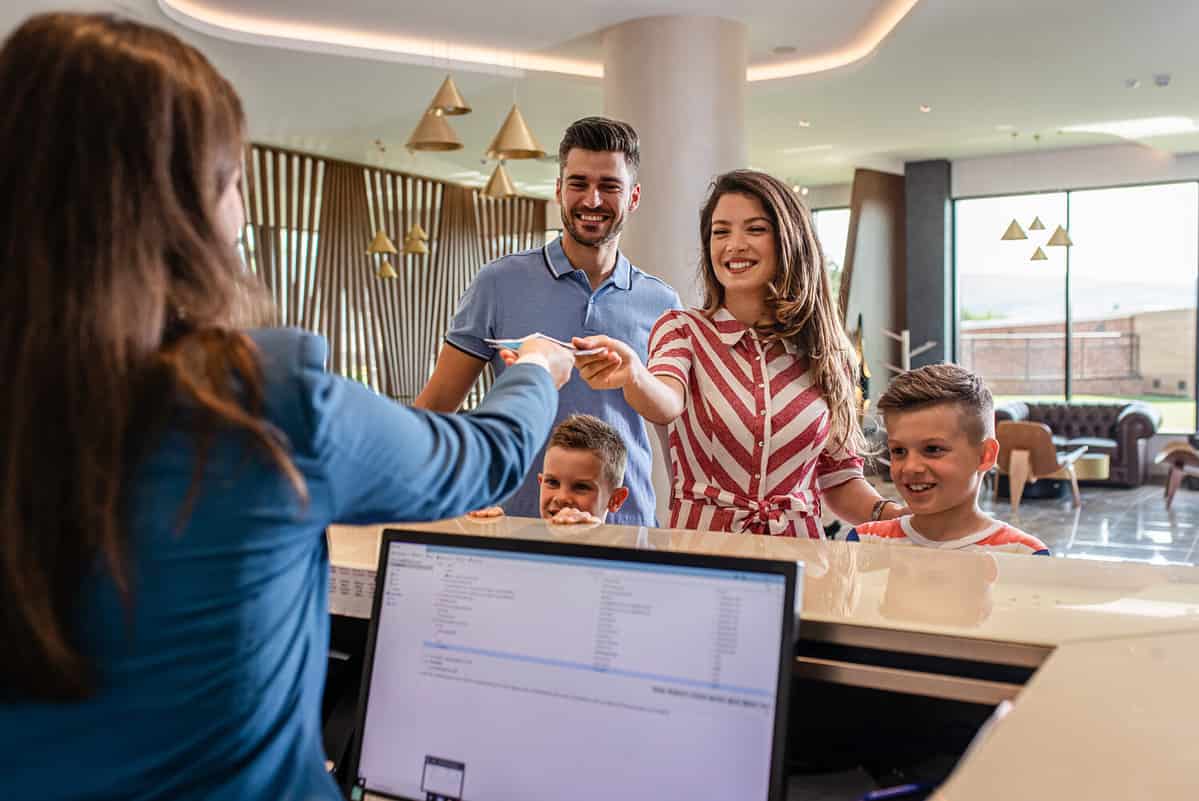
1061 115 1196 139
919 104 932 113
1154 73 1171 88
1125 78 1141 89
798 119 812 128
800 186 809 196
772 45 798 55
792 184 801 193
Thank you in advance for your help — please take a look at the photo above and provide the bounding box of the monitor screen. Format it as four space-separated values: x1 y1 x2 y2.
353 537 791 801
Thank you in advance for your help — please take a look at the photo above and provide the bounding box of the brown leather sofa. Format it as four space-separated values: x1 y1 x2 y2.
993 401 1161 487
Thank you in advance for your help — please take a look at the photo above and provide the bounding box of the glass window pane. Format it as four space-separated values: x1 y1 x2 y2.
1069 182 1198 433
813 207 850 301
956 193 1069 403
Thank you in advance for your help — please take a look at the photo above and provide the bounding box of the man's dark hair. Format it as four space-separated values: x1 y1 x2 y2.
557 116 639 175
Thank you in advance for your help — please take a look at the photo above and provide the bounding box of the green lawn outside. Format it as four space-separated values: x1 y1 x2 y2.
994 394 1196 434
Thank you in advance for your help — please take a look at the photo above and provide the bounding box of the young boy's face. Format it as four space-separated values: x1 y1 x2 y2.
538 446 629 522
884 403 999 516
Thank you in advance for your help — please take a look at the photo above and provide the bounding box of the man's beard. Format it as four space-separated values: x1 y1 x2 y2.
561 206 625 248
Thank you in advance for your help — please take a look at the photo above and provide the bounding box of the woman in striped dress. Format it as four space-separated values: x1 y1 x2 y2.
574 170 904 537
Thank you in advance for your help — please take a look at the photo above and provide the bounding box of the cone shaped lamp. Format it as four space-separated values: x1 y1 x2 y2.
1001 219 1027 240
403 236 429 255
482 162 517 199
430 75 470 116
1046 225 1073 247
1029 216 1046 231
406 109 463 152
377 260 398 279
366 230 398 255
1030 246 1048 261
485 104 545 160
405 222 429 242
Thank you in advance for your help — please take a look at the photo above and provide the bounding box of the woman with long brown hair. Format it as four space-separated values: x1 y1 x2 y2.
0 13 571 800
575 170 903 536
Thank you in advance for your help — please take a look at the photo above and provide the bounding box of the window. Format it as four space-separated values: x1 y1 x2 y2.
1068 183 1197 432
812 207 850 302
955 183 1198 432
956 192 1069 402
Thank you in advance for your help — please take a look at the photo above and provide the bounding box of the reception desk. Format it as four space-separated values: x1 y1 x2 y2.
328 517 1199 800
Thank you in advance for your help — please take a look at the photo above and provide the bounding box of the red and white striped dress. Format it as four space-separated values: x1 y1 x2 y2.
647 308 863 538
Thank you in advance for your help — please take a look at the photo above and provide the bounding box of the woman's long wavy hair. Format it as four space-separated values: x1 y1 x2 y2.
698 170 865 456
0 13 303 700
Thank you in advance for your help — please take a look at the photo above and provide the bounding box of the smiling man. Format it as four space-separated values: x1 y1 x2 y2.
414 117 680 525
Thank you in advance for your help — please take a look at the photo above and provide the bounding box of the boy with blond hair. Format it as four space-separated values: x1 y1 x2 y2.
470 414 630 524
842 364 1050 555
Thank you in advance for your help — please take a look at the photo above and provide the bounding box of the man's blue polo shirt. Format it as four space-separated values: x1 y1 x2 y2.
446 237 681 525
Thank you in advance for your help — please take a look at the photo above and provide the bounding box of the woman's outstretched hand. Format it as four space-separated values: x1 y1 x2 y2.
572 335 640 391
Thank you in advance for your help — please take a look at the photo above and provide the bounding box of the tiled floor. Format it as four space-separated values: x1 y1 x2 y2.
865 476 1199 564
982 481 1199 564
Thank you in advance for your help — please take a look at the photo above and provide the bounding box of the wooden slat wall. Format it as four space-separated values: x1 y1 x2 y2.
242 144 547 406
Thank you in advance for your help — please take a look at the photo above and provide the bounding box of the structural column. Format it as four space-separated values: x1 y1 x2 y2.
603 16 748 523
603 16 748 306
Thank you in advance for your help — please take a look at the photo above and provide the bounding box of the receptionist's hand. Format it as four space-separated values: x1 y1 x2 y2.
500 338 574 389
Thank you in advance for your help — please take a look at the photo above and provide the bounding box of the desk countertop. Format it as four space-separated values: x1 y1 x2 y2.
328 517 1199 800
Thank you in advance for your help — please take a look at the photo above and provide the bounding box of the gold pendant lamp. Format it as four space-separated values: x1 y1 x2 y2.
406 108 463 152
366 230 399 278
1046 225 1074 247
486 104 545 160
429 75 471 116
482 162 518 199
1000 219 1027 240
366 230 398 256
1030 246 1048 261
403 222 430 255
1028 216 1046 231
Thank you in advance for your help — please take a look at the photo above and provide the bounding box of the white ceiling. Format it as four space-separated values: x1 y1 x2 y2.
5 0 1199 194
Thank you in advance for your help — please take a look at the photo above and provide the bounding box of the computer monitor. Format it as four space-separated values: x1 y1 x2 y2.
348 530 798 801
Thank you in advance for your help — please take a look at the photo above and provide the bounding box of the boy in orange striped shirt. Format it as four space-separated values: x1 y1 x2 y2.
841 364 1050 556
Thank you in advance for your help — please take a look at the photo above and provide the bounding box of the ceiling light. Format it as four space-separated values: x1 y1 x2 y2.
772 45 798 55
994 124 1014 132
1061 116 1196 139
919 104 931 113
798 119 812 128
485 105 545 160
1154 73 1171 88
162 0 918 83
782 144 834 154
1125 78 1141 89
800 186 809 196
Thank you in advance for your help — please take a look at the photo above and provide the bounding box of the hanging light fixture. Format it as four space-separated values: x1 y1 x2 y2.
1046 225 1074 247
1030 246 1048 261
366 230 398 256
402 222 430 255
1000 219 1027 240
485 104 545 160
482 162 518 199
366 230 399 278
406 108 463 152
1028 216 1046 231
429 75 471 116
